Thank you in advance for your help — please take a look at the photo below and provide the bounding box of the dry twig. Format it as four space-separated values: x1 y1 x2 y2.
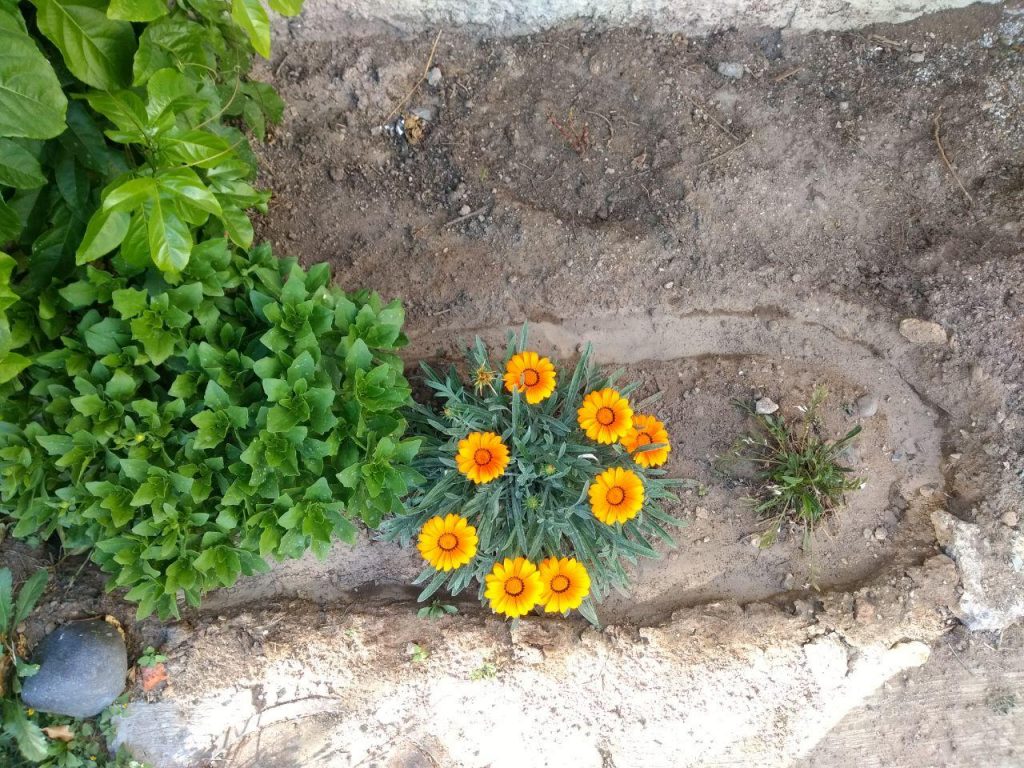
382 29 443 124
933 107 974 207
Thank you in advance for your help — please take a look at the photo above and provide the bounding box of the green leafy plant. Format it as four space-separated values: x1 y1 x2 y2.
730 388 863 547
136 646 166 668
468 661 497 681
0 568 50 762
381 327 683 624
0 0 299 384
417 600 458 620
407 643 429 663
0 247 417 618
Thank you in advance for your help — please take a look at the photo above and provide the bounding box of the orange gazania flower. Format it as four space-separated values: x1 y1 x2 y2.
456 431 510 484
484 557 543 618
537 557 591 613
577 388 633 444
417 514 478 571
621 414 671 468
503 351 557 404
589 466 644 525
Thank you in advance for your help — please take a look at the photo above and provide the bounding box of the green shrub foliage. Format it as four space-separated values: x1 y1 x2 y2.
0 0 420 619
1 246 417 618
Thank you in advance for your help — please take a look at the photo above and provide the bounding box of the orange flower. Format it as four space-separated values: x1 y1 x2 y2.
621 414 671 468
537 557 591 613
417 514 478 571
484 557 542 618
589 466 644 525
578 388 633 444
503 351 557 404
456 431 510 484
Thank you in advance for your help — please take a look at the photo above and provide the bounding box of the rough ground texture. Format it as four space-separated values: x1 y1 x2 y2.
4 2 1024 766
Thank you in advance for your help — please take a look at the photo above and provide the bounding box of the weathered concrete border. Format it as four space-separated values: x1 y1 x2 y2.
285 0 1001 39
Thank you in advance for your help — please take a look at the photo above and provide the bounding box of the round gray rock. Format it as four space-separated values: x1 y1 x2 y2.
21 619 127 718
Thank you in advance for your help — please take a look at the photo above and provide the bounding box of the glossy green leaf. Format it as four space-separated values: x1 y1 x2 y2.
0 139 46 188
107 0 168 21
76 207 130 263
32 0 137 90
0 7 68 139
231 0 270 58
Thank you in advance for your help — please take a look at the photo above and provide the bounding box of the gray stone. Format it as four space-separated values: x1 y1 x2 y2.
931 510 1024 631
22 620 127 718
856 393 879 418
755 397 779 415
899 318 947 345
873 526 888 541
426 66 443 87
717 62 744 79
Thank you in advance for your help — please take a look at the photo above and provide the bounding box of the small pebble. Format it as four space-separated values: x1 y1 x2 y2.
899 318 947 345
426 67 443 87
663 280 675 289
1001 511 1019 528
755 397 779 415
783 573 795 590
717 62 744 79
459 204 471 216
874 526 889 541
909 52 926 63
856 393 879 418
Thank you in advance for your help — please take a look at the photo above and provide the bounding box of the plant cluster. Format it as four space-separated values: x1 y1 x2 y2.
0 0 419 620
381 328 683 624
1 247 417 618
731 388 863 547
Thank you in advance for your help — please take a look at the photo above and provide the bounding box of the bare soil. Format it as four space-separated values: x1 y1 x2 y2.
244 3 1024 763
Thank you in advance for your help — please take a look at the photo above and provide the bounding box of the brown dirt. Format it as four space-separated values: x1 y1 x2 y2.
240 3 1024 764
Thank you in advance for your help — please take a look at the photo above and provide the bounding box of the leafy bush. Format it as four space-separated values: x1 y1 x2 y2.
1 246 417 618
381 328 683 624
731 388 863 547
0 0 299 384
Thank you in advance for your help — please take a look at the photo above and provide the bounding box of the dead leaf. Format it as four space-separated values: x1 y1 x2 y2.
43 725 74 742
103 615 126 641
140 662 168 692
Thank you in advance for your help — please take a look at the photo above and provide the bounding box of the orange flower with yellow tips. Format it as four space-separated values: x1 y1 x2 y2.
417 514 478 571
589 466 644 525
456 431 510 484
484 557 542 618
503 351 557 404
621 414 671 468
577 388 633 444
537 556 591 613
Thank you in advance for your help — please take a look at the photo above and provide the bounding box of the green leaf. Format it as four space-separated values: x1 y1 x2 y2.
13 570 48 624
266 0 301 15
76 207 130 264
0 352 31 383
0 139 46 188
0 197 20 242
111 287 148 317
2 700 48 762
107 0 168 21
0 7 68 139
0 568 12 634
103 177 156 212
32 0 137 90
147 194 192 272
231 0 270 58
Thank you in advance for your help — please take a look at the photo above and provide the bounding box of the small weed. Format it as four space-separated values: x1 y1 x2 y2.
417 601 458 620
987 690 1017 715
469 661 498 681
408 644 429 663
731 387 863 547
137 647 167 668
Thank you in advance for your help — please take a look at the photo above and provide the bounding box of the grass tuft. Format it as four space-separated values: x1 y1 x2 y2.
731 387 863 548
